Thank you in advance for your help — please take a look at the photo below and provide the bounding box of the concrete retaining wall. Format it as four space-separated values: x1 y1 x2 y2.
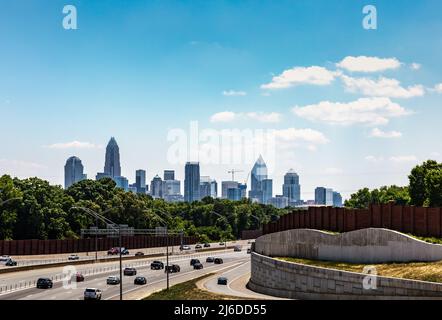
254 228 442 263
249 252 442 300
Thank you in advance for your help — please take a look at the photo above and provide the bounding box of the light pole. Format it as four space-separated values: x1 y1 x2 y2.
211 211 228 251
151 209 171 290
72 206 124 300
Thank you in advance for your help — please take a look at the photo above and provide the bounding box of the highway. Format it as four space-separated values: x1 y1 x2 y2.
0 246 251 300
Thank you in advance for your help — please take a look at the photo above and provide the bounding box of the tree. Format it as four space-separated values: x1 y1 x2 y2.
425 169 442 207
0 175 21 239
344 186 409 209
409 160 442 206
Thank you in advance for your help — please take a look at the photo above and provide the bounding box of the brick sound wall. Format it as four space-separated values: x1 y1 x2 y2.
0 235 197 256
262 203 442 238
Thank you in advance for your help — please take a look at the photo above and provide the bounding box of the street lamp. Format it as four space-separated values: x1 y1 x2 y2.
211 211 228 251
72 206 124 300
151 208 171 290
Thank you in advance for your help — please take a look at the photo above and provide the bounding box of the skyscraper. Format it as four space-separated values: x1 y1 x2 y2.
283 169 301 206
200 176 212 199
333 191 343 207
104 137 121 178
150 175 164 199
64 156 86 189
184 162 200 202
222 181 239 199
135 169 146 194
248 155 269 203
262 179 273 204
315 187 334 206
164 170 175 181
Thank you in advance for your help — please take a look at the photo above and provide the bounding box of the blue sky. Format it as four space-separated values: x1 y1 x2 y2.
1 0 442 200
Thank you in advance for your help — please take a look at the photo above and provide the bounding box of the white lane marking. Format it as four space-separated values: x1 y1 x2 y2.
202 261 249 292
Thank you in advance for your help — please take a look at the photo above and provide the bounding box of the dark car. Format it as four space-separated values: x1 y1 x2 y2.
165 264 180 273
247 248 252 254
214 258 223 264
219 242 225 246
193 263 203 270
206 257 214 263
195 244 202 249
151 261 164 270
5 259 17 266
121 248 130 255
135 252 145 257
217 277 228 285
190 259 200 266
76 272 85 282
106 276 120 285
124 267 137 276
134 276 147 285
203 243 211 248
36 278 53 289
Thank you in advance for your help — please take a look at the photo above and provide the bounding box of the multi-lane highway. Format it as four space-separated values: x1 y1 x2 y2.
0 244 251 300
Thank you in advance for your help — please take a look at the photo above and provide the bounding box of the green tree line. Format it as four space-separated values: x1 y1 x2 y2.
0 176 286 241
345 160 442 209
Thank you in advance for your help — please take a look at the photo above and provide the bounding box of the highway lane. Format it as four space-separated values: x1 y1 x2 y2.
0 249 250 300
0 240 250 269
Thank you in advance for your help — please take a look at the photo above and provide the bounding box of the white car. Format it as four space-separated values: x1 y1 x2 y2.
180 245 191 251
0 255 11 262
84 288 102 300
68 254 80 261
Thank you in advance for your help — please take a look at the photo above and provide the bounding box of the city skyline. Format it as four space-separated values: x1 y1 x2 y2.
1 1 442 201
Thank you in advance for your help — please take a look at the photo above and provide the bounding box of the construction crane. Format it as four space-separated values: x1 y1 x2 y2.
228 169 244 181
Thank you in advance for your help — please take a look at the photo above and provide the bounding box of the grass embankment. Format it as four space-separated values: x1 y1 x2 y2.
278 257 442 283
144 274 241 300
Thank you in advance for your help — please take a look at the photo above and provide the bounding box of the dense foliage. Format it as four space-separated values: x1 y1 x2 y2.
345 160 442 209
0 176 286 241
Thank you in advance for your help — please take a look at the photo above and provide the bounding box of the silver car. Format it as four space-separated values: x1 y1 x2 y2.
84 288 102 300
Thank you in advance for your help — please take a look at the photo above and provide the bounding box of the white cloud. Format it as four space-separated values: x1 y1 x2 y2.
272 128 329 145
341 75 425 99
411 63 421 70
389 155 418 163
433 83 442 93
44 141 101 149
210 111 237 123
336 56 401 72
246 112 281 123
292 97 411 126
365 155 384 163
210 111 282 123
222 90 247 96
370 128 402 138
261 66 337 89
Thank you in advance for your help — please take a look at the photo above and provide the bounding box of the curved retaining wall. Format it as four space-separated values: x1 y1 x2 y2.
254 228 442 263
249 252 442 300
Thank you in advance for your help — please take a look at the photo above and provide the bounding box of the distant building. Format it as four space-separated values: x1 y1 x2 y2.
200 176 212 199
164 179 180 196
164 170 175 181
210 180 218 198
222 181 239 199
238 183 247 199
227 187 242 201
269 196 289 209
283 169 301 206
262 179 273 204
150 175 164 199
249 155 269 203
164 194 184 203
96 172 111 180
104 137 121 178
315 187 334 206
114 176 129 191
333 191 343 207
128 184 138 194
184 162 200 202
135 169 146 194
64 156 86 189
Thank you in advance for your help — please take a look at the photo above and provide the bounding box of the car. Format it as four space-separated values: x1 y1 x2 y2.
0 255 11 262
68 254 79 261
190 259 200 266
180 245 191 251
206 257 214 263
150 261 164 270
234 245 242 252
76 272 85 282
247 248 252 254
134 276 147 285
121 248 130 255
165 264 180 273
124 267 137 276
36 278 53 289
193 263 203 270
135 252 145 256
195 244 202 249
203 243 211 248
106 276 120 285
219 242 225 246
214 258 223 264
217 277 228 285
84 288 102 300
5 259 17 266
107 247 119 255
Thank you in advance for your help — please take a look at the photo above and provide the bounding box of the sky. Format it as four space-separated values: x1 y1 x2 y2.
1 0 442 200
